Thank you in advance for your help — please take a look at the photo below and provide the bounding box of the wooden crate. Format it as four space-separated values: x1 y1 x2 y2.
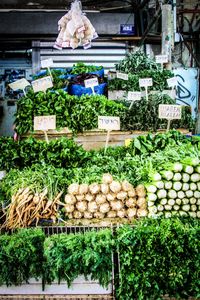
22 129 190 150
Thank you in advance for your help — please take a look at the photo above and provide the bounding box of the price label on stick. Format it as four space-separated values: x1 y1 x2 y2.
84 77 99 88
139 78 153 87
117 72 128 80
41 58 53 69
9 78 30 95
159 104 182 120
167 77 178 88
98 116 120 131
34 115 56 131
98 116 120 153
155 55 168 64
32 76 53 93
128 91 141 101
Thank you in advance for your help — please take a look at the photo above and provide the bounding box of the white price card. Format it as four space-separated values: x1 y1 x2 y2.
128 91 141 101
9 78 30 91
98 116 120 131
139 78 153 87
155 55 168 64
34 115 56 131
117 72 128 80
107 71 117 80
167 77 178 87
84 77 99 88
32 76 53 93
41 58 53 69
159 104 182 120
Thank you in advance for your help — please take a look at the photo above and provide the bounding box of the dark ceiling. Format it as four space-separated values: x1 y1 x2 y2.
0 0 139 12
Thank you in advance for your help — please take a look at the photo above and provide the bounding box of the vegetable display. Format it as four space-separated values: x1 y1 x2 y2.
63 174 147 221
69 62 103 75
146 158 200 218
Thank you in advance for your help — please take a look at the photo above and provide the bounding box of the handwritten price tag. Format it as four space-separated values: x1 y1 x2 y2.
34 115 56 131
84 78 99 88
139 78 153 87
32 76 53 93
9 78 30 91
41 58 53 69
167 77 178 87
159 104 182 120
128 91 141 101
117 72 128 80
155 55 168 64
98 116 120 131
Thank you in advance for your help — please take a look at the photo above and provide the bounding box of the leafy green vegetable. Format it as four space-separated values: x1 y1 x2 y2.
70 62 103 75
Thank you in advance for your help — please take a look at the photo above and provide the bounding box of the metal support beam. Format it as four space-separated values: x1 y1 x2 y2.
32 41 41 74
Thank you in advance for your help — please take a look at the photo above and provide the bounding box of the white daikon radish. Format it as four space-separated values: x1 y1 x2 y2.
84 211 93 219
110 181 121 193
165 181 173 190
88 201 98 213
110 200 123 211
102 173 113 184
182 183 189 191
164 205 172 211
168 199 175 206
172 162 183 172
79 183 89 195
157 204 164 212
157 189 167 199
195 166 200 173
65 204 75 213
146 184 157 193
191 173 200 182
173 173 182 181
173 182 182 191
194 191 200 198
147 201 155 207
85 194 94 202
127 207 137 218
165 212 172 218
176 198 182 205
96 194 107 205
182 204 190 212
99 202 110 214
65 194 76 204
191 204 197 211
76 201 87 212
196 211 200 218
168 190 177 199
89 183 100 195
147 193 157 202
126 197 137 208
185 190 193 198
177 191 185 199
184 165 194 174
190 183 197 191
117 191 127 201
179 211 188 217
173 205 180 211
190 197 197 204
68 183 79 195
182 173 190 183
161 170 173 180
160 198 167 205
148 206 158 214
100 183 109 195
73 210 83 219
121 180 133 192
182 198 189 205
188 212 197 218
107 210 117 218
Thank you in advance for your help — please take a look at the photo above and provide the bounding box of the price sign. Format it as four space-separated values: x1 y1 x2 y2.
155 55 168 64
117 72 128 81
128 91 141 101
159 104 182 120
107 71 117 80
34 115 56 131
98 116 120 131
32 76 53 93
167 77 178 87
84 77 99 88
139 78 153 87
9 78 30 92
41 58 53 69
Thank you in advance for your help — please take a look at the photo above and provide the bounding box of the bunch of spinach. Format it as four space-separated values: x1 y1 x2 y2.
116 217 200 299
0 228 45 286
70 62 103 75
44 228 113 288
